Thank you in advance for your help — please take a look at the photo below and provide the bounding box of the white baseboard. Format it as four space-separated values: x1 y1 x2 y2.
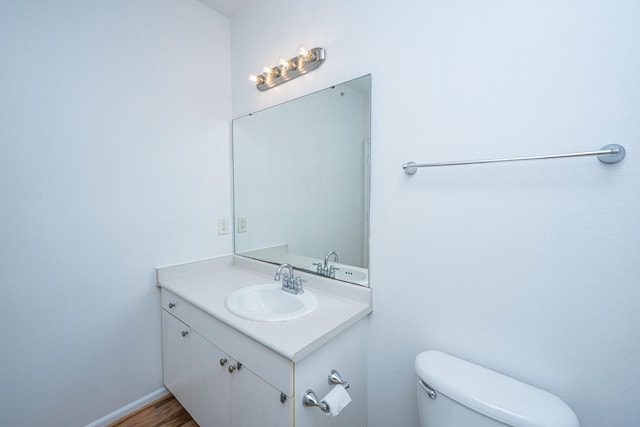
85 386 169 427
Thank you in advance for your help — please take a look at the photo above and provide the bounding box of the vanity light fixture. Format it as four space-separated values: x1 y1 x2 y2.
248 46 326 91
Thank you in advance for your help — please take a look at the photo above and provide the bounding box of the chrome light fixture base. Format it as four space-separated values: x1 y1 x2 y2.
255 47 326 91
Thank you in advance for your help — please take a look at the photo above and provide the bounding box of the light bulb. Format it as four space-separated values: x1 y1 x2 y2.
261 65 280 78
278 55 296 71
297 45 315 62
248 74 264 84
297 45 309 59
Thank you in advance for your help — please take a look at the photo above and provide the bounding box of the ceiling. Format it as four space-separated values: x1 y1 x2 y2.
197 0 252 18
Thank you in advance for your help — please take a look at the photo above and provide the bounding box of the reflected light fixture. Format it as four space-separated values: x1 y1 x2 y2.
248 46 326 91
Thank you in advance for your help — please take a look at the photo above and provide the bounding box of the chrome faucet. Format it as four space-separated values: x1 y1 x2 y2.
323 251 340 278
314 251 341 278
274 263 294 282
274 263 305 294
324 250 339 266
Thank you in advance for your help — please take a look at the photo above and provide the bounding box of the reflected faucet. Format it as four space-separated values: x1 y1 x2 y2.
324 251 339 266
274 263 305 295
313 251 340 278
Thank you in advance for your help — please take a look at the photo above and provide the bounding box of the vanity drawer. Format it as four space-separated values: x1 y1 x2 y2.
161 289 191 325
190 307 293 396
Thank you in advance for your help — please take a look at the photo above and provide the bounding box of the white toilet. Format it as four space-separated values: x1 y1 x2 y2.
415 350 579 427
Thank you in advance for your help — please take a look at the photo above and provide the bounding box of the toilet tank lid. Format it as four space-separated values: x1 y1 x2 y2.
415 351 579 427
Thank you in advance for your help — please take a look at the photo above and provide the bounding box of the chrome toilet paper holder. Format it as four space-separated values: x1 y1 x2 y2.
302 389 330 413
328 369 350 389
302 369 350 413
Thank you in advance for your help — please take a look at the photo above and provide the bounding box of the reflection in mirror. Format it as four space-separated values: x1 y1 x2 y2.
233 75 371 286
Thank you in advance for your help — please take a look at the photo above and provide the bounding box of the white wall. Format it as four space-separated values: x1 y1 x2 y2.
0 1 232 425
231 1 640 426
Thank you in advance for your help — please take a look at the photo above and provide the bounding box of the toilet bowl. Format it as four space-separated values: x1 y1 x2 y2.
415 350 579 427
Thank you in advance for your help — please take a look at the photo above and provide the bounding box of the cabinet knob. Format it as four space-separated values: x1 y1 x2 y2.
168 303 176 309
181 330 189 337
228 365 236 373
219 358 227 366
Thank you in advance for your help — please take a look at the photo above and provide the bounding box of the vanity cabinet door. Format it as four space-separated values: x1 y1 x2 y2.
230 366 291 427
191 331 232 427
161 310 191 412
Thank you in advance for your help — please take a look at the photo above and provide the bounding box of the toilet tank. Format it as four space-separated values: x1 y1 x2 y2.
415 351 579 427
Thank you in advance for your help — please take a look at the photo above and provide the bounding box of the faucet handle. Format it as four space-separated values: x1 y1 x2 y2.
294 276 307 293
279 273 293 291
328 265 339 278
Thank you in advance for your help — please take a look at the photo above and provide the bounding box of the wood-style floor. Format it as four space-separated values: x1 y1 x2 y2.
107 393 197 427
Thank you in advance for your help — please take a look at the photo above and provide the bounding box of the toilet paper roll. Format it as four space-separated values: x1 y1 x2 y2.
322 384 352 417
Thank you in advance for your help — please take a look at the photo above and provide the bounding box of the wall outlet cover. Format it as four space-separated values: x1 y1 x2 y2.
238 217 247 233
218 218 229 235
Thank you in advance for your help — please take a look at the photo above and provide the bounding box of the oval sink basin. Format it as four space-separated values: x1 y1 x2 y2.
225 283 318 321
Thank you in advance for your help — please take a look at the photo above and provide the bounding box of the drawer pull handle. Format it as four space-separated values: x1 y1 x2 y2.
228 365 236 373
168 303 176 309
181 330 189 337
219 358 227 366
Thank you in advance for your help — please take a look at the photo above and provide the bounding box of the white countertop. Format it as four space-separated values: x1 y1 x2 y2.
156 255 373 362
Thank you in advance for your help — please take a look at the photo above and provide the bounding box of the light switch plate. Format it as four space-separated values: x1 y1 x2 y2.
218 218 229 235
238 217 247 233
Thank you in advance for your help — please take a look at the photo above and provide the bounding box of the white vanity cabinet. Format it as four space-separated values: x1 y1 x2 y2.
229 363 291 427
161 289 292 427
191 330 291 427
190 331 231 426
158 256 371 427
161 309 191 411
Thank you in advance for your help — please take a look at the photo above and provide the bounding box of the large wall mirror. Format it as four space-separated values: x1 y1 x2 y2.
233 75 371 287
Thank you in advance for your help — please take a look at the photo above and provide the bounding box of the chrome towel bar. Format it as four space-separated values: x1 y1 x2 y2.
403 144 626 175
